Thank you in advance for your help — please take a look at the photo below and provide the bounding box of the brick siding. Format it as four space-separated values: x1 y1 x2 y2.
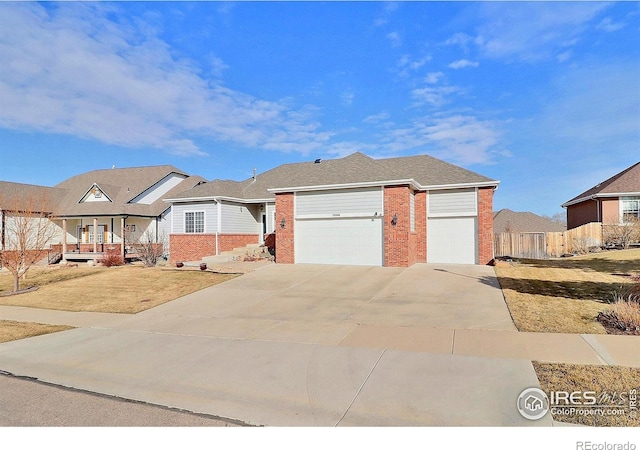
218 234 259 252
477 187 495 265
384 185 413 267
275 193 295 264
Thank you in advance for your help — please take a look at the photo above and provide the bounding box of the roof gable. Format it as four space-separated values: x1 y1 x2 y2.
563 162 640 206
79 183 113 203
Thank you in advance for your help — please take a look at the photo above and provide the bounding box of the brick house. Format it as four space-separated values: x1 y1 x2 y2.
166 152 499 266
562 162 640 229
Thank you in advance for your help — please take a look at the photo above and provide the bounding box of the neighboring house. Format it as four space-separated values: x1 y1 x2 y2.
562 162 640 229
166 152 499 267
0 181 64 252
1 166 205 262
493 209 566 234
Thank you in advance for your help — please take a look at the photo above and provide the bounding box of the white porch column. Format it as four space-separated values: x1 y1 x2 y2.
120 217 126 259
62 219 68 261
93 217 98 253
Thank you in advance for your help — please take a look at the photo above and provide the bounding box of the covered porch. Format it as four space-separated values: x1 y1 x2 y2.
52 216 155 262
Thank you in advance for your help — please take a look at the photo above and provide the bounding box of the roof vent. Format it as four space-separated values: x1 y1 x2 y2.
314 159 321 164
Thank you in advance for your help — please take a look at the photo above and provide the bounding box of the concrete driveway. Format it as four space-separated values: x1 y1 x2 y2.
0 263 549 426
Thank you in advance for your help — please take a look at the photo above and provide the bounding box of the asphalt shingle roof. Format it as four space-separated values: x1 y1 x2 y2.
53 165 206 216
493 209 566 233
170 152 498 201
563 162 640 206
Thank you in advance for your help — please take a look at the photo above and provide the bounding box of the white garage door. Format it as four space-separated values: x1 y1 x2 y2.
295 217 383 266
427 217 477 264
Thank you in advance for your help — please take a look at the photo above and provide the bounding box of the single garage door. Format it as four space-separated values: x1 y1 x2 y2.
427 217 477 264
295 217 383 265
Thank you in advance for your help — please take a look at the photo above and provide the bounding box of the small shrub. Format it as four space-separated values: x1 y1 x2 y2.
99 249 124 267
599 275 640 334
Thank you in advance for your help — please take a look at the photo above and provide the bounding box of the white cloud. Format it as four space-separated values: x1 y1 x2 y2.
411 86 462 107
448 59 479 69
471 3 611 62
381 115 502 165
0 3 333 157
363 112 390 124
397 54 432 77
386 31 401 47
341 89 355 106
374 2 400 27
424 72 444 84
596 17 626 32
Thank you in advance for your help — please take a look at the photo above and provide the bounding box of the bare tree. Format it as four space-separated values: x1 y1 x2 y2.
0 193 58 292
604 216 640 249
544 212 567 228
124 228 167 267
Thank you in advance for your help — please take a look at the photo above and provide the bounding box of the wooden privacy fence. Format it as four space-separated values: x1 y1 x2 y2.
494 222 604 259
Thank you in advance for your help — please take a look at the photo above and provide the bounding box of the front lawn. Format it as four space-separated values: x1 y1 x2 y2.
0 265 238 313
0 320 73 343
494 249 640 334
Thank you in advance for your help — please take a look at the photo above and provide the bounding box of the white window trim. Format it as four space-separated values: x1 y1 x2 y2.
620 196 640 224
184 210 206 234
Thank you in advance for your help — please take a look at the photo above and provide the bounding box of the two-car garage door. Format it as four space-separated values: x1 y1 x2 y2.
294 188 384 266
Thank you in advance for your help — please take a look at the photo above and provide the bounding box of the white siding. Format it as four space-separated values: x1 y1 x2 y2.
296 187 383 218
130 173 187 205
2 214 61 250
158 208 171 243
220 202 260 234
171 202 217 233
428 189 477 217
266 202 276 234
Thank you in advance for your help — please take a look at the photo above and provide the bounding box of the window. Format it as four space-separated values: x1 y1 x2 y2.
622 197 640 222
185 211 205 233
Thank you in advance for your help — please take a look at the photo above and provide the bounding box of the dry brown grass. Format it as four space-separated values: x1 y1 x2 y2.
0 265 238 313
0 320 73 343
533 362 640 426
494 250 640 333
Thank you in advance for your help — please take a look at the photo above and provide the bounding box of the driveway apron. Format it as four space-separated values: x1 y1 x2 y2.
0 263 549 426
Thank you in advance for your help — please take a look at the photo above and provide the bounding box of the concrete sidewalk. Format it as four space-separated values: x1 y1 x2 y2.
1 263 638 426
2 303 639 367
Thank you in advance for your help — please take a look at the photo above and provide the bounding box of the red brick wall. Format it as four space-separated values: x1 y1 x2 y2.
169 234 259 262
275 193 295 264
218 234 259 252
384 185 413 267
567 200 599 229
169 234 216 263
477 187 495 265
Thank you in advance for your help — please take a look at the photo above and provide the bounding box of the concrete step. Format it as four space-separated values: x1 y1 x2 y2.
201 243 268 264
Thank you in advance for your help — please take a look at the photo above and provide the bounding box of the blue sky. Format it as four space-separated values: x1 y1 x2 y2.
0 2 638 216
